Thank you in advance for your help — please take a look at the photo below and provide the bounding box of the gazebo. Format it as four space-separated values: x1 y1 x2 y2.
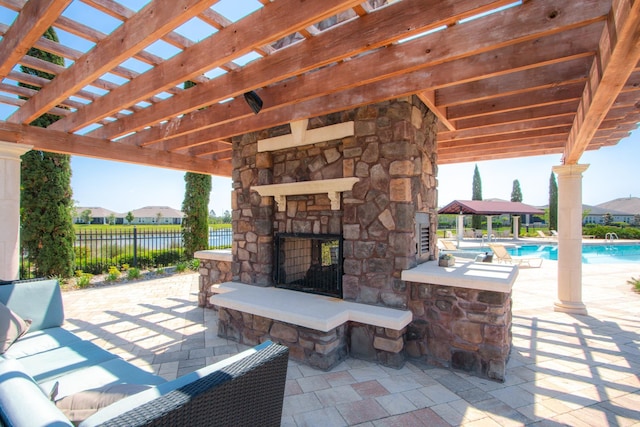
0 1 638 322
438 199 545 242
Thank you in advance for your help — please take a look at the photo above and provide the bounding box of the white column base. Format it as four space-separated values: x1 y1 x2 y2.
554 300 588 315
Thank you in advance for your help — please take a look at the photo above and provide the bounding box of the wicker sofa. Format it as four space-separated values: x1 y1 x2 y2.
0 279 289 427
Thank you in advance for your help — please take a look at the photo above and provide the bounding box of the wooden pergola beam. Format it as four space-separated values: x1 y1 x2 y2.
91 0 515 140
563 0 640 164
0 122 231 176
8 0 217 126
0 0 72 79
120 1 609 150
46 0 364 133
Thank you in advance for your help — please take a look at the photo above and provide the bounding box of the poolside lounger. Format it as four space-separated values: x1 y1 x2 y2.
488 243 543 268
439 240 458 251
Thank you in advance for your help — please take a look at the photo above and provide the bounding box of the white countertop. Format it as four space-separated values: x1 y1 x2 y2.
401 260 518 293
194 249 232 262
210 282 413 332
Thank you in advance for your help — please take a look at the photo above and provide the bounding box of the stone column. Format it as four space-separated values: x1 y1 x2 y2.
486 215 493 241
552 164 588 315
512 215 520 240
0 142 32 281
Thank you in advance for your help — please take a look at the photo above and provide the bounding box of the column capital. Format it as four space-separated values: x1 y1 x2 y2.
552 163 589 177
0 141 32 160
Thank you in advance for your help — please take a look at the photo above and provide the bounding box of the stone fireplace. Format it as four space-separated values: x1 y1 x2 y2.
198 95 513 381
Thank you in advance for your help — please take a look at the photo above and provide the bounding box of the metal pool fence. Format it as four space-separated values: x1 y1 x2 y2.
20 226 232 278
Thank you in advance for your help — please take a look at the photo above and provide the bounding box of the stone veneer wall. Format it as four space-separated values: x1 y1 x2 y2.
197 258 232 308
231 96 439 296
405 282 512 381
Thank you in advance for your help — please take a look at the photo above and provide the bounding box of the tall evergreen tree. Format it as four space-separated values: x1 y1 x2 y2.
19 27 75 278
471 164 483 229
511 179 529 236
549 171 558 231
182 172 212 258
510 179 522 202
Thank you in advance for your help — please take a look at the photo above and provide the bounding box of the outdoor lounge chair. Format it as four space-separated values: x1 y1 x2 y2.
440 240 458 251
536 230 550 238
488 243 543 268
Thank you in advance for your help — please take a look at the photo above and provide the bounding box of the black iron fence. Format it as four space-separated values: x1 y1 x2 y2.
20 226 232 278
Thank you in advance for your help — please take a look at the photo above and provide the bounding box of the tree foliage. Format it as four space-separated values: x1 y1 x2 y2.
602 212 613 226
182 172 212 258
19 27 75 278
510 179 522 202
471 164 483 229
549 171 558 231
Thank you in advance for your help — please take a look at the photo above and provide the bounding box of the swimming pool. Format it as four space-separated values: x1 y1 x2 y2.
508 243 640 264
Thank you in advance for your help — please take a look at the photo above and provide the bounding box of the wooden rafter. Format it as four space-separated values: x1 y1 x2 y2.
0 0 72 79
563 0 640 164
116 0 609 150
47 0 364 133
92 0 516 141
9 0 218 126
0 121 230 176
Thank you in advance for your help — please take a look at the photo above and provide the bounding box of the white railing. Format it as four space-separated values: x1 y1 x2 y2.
605 232 619 244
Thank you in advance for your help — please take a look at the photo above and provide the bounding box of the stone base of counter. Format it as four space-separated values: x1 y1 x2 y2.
195 250 232 308
405 281 512 381
217 308 407 371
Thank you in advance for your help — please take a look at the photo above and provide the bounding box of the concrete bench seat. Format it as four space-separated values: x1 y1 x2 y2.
210 282 412 332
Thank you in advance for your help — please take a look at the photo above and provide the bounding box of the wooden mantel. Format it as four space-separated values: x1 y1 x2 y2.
252 177 359 211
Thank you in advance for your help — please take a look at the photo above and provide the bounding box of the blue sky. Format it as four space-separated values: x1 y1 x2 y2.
2 1 638 213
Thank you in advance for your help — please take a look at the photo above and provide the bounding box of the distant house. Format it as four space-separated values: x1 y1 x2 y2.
127 206 185 225
583 205 635 225
74 207 117 224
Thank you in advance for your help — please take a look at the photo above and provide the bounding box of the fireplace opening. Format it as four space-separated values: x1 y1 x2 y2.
274 233 342 298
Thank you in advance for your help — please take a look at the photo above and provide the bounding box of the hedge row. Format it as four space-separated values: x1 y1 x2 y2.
76 250 184 275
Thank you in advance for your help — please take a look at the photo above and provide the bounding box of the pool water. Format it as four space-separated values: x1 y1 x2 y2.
509 244 640 264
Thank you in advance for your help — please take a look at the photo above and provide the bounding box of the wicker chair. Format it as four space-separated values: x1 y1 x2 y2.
81 342 289 427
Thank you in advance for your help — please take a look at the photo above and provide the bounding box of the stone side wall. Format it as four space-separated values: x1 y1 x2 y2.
341 97 438 309
197 258 232 308
406 282 512 381
217 307 408 370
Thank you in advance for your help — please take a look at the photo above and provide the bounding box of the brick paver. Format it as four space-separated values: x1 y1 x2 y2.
62 258 640 426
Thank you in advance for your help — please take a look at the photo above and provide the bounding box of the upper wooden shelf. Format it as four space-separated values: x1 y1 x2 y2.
252 177 359 211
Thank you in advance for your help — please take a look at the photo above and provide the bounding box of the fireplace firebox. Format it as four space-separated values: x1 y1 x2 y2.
274 233 342 298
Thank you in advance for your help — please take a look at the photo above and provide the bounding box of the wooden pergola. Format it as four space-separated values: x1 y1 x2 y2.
0 0 637 174
0 1 639 315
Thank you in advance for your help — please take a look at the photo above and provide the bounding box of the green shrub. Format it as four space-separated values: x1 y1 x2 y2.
76 273 93 288
189 259 200 271
106 266 121 282
155 267 166 276
127 267 141 280
628 277 640 293
175 261 188 273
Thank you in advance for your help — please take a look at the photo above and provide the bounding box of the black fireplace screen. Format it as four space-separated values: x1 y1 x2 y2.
274 233 342 298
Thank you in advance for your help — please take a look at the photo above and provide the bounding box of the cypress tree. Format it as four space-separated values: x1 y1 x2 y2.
19 27 75 278
182 172 212 258
510 179 522 202
471 164 483 230
549 171 558 231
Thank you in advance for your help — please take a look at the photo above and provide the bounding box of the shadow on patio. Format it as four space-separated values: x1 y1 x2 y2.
61 264 640 426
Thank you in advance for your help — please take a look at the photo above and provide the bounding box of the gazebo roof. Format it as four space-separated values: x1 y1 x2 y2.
438 200 544 216
0 1 638 174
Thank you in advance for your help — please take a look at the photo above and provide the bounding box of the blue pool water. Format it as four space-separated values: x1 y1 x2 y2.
508 244 640 264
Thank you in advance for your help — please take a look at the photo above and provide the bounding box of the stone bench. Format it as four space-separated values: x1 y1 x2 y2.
210 282 413 370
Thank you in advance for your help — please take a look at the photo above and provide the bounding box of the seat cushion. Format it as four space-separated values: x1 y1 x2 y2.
3 327 82 359
16 339 118 383
38 358 167 402
55 383 151 425
0 301 31 354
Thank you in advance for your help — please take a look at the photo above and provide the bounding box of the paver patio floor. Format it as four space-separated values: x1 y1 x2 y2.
62 259 640 426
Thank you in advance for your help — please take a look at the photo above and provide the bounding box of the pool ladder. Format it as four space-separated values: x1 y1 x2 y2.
605 232 619 244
